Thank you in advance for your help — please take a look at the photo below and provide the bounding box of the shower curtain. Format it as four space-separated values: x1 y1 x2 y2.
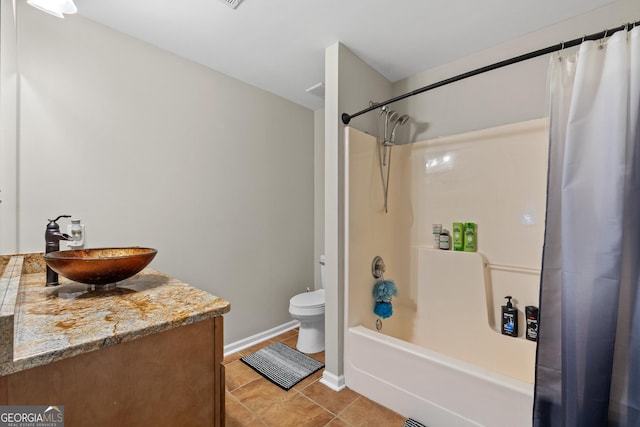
534 26 640 426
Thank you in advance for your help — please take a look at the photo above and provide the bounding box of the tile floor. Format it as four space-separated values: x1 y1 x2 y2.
223 328 408 426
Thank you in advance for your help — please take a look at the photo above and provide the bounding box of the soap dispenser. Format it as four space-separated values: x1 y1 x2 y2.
501 296 518 337
67 218 85 249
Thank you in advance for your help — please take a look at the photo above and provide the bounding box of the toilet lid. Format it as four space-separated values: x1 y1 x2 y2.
290 289 325 308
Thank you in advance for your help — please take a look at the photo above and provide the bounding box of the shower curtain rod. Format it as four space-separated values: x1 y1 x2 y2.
341 20 640 125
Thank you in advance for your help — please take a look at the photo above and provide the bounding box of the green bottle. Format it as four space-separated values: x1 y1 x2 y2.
452 223 464 251
463 222 477 252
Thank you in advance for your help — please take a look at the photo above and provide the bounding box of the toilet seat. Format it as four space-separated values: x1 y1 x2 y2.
289 289 325 316
290 289 325 308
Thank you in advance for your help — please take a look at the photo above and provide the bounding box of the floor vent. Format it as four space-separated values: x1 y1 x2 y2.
217 0 243 9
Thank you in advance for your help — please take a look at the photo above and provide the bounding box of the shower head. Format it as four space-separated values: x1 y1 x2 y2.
382 109 399 143
390 114 410 142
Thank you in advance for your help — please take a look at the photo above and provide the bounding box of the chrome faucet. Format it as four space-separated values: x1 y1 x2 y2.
45 215 72 287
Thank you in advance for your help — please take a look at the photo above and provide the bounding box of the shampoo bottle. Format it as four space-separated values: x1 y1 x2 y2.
525 306 539 342
501 296 518 337
463 222 477 252
452 222 464 251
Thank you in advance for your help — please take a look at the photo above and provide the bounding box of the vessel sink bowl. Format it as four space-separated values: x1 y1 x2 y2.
43 247 157 285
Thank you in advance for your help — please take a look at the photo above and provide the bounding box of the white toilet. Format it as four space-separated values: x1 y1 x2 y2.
289 255 325 354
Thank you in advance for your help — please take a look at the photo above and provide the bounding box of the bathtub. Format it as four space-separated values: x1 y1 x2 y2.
344 249 536 426
345 325 533 426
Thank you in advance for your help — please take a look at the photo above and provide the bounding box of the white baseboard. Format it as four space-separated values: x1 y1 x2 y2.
320 370 346 391
223 320 300 358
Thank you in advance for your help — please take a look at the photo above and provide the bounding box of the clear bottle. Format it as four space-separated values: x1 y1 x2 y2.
67 218 85 248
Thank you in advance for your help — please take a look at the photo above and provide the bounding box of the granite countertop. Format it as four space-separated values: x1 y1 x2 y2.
0 254 230 376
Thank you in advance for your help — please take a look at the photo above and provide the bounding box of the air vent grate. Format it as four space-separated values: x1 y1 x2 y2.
218 0 243 9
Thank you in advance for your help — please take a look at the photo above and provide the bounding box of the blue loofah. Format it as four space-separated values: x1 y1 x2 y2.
374 301 393 318
373 280 397 319
372 280 397 301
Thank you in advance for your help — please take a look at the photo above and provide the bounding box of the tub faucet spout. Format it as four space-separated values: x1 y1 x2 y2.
45 215 72 287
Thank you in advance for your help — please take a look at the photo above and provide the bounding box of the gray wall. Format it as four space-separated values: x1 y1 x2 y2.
7 2 315 344
393 0 640 140
0 0 18 254
323 42 392 388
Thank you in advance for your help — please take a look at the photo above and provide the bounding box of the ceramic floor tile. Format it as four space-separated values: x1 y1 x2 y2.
225 360 263 392
231 377 292 416
259 393 335 427
301 382 360 415
223 351 243 365
281 335 299 349
326 418 350 426
308 350 325 364
292 369 324 391
224 392 257 427
225 338 406 426
243 419 267 426
337 396 406 427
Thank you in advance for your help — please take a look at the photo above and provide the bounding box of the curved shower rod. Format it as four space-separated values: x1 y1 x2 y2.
341 19 640 125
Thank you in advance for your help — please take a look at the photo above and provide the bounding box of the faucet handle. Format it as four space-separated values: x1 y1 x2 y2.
48 215 71 224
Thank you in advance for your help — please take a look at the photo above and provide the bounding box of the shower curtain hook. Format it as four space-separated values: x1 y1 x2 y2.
557 41 565 62
599 30 608 50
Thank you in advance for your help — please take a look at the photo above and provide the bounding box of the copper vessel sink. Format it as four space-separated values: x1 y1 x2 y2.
43 247 157 285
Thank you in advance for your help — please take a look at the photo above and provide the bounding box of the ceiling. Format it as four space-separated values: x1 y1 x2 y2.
74 0 619 110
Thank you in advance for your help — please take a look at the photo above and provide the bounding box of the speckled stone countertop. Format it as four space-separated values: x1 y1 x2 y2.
0 253 230 376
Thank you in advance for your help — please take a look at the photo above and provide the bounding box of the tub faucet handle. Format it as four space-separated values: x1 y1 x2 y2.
372 256 386 279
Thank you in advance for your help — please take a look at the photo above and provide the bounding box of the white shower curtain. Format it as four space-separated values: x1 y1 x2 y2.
534 26 640 426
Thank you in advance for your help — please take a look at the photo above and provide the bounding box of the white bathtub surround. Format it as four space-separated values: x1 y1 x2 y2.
415 248 536 382
345 120 547 424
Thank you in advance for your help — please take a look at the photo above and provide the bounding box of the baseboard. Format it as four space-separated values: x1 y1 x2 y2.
223 320 300 358
320 370 346 391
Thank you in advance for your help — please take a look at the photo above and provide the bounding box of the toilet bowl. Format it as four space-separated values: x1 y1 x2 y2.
289 256 325 354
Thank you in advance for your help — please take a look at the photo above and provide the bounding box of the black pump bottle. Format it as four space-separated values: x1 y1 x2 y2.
501 296 518 337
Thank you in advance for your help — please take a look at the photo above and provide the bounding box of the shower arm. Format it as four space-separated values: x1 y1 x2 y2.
341 20 640 125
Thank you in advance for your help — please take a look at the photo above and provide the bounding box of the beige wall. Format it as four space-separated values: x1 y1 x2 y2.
11 3 314 344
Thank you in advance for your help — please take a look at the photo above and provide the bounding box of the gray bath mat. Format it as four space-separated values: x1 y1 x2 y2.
403 418 427 427
240 342 324 391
